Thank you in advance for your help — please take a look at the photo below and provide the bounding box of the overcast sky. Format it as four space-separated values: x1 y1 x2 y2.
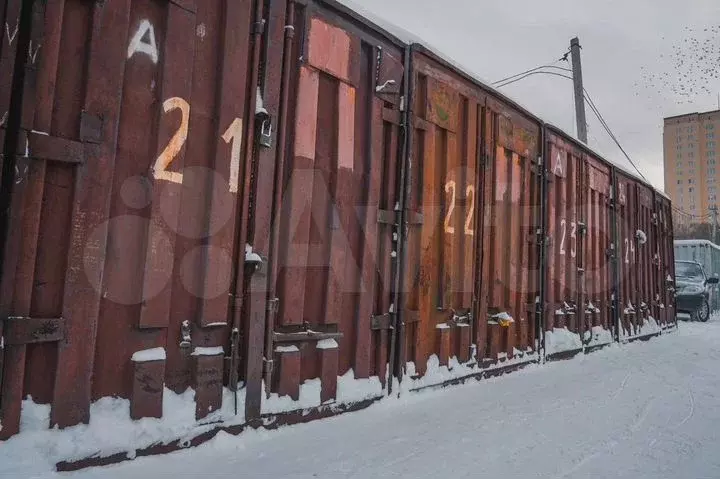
342 0 720 192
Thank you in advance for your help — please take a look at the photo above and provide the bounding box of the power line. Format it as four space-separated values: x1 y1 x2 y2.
582 94 707 220
492 55 704 221
672 205 712 220
492 52 570 85
495 70 573 89
582 90 649 183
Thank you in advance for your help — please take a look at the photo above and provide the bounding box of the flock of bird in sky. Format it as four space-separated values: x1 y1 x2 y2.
637 25 720 108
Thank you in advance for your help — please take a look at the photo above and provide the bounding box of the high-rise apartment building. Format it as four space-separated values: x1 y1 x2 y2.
664 109 720 226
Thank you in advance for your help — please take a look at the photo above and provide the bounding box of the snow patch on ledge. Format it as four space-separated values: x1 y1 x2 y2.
191 346 224 357
545 327 583 355
275 345 299 353
131 347 166 362
316 339 338 350
1 388 245 476
245 243 262 263
491 312 513 322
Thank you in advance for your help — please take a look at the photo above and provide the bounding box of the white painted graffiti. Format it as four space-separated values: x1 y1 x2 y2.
443 179 475 236
27 40 41 64
559 219 577 258
5 20 19 45
553 151 564 176
221 118 243 193
127 19 158 64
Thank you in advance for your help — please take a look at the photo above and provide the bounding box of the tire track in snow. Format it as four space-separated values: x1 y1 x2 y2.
674 388 695 429
552 397 655 478
610 372 632 401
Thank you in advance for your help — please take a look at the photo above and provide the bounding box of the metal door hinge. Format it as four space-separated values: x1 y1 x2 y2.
263 358 274 375
577 221 587 236
448 309 472 327
371 313 394 331
80 111 103 144
180 320 192 349
253 19 266 35
377 209 423 226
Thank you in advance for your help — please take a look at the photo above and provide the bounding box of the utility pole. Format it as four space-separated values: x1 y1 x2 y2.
570 37 588 144
711 206 718 244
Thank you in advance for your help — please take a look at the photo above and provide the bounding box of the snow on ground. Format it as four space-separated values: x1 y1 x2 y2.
6 316 720 478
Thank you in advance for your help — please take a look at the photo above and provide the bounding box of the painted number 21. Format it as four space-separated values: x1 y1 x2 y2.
153 96 244 193
444 180 475 236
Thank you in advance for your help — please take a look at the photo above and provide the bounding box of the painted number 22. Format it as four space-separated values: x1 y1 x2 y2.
153 96 244 193
444 180 475 236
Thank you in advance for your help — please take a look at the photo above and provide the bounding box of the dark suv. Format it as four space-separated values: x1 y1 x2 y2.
675 260 719 322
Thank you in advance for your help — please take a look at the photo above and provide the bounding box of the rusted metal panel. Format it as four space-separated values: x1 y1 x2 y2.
614 171 663 339
0 0 258 436
655 195 676 327
270 4 405 399
402 47 541 379
130 358 165 419
306 16 352 83
544 130 614 357
2 317 64 345
193 353 224 420
0 0 679 445
138 1 196 330
0 0 22 152
481 108 541 364
0 0 91 438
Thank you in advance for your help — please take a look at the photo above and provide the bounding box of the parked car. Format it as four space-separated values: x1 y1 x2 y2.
675 260 720 321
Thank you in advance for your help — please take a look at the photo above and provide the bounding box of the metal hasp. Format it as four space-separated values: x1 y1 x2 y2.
570 37 588 144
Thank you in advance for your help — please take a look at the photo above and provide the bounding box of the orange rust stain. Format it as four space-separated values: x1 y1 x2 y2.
307 18 351 82
337 83 355 171
294 66 319 160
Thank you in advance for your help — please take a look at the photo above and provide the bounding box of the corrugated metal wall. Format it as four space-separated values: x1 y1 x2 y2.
266 4 406 399
0 0 259 438
403 50 484 375
545 131 614 357
0 0 677 445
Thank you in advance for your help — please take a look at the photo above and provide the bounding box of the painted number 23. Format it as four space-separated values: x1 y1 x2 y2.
559 219 577 258
444 180 475 236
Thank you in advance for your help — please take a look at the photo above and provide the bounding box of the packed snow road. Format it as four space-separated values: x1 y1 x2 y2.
26 318 720 478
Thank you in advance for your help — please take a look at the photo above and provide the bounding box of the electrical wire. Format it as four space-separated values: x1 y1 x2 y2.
672 206 712 220
493 55 704 221
491 51 570 86
495 70 573 89
582 90 650 183
583 93 707 220
583 94 713 221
